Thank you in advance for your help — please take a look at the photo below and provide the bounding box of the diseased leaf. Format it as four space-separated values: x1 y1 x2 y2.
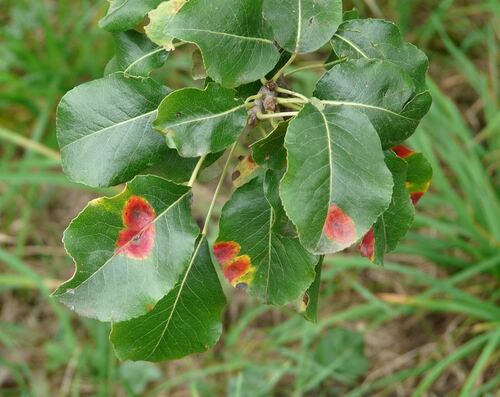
145 0 187 50
154 83 247 157
53 175 199 322
57 73 170 187
232 155 261 188
110 237 226 361
252 122 287 170
331 19 429 91
314 59 432 148
263 0 342 54
161 0 280 87
192 48 207 80
393 145 433 204
301 256 323 323
108 30 168 77
280 102 393 254
358 152 415 264
100 0 164 32
214 174 316 305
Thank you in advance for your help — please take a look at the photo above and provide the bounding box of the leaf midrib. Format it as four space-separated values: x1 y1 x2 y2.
321 100 418 121
163 104 246 129
170 28 274 44
60 110 157 150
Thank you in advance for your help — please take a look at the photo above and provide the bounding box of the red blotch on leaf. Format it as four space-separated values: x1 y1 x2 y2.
213 241 255 287
410 192 424 205
392 145 415 158
358 228 375 261
213 241 240 266
323 204 357 246
116 196 156 259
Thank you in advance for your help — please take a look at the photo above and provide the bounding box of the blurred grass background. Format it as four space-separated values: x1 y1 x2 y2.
0 0 499 396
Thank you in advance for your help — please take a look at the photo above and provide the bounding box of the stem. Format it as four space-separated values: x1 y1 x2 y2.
272 53 297 82
244 93 262 104
201 143 237 236
257 111 298 120
0 126 60 161
275 87 309 103
276 97 307 104
284 58 347 77
279 102 303 111
187 155 206 187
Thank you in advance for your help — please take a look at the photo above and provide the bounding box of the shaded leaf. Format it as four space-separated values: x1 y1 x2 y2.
214 174 316 305
263 0 342 54
301 256 323 323
110 237 226 361
54 175 199 322
331 19 429 91
154 83 247 157
314 59 432 148
252 122 287 170
100 0 164 32
280 102 393 254
108 30 168 77
57 73 170 187
358 152 415 264
161 0 280 87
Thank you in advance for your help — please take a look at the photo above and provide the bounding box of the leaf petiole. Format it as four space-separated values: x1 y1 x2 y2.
271 53 297 82
275 87 309 103
187 155 206 187
257 111 298 120
284 57 347 77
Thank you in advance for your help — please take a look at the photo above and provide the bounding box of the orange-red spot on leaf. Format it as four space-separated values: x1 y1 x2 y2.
410 192 424 205
116 196 156 259
213 241 240 266
323 205 357 246
213 241 255 287
392 145 415 158
358 228 375 261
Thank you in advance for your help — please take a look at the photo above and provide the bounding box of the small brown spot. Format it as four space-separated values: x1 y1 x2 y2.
146 303 155 312
176 111 182 118
232 170 241 181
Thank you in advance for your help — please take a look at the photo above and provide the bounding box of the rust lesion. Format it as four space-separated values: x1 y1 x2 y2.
213 241 256 287
323 204 357 246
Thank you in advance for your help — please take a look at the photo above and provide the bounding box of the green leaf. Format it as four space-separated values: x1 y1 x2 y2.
302 256 323 323
57 73 170 187
280 102 393 254
252 122 287 170
154 83 247 157
108 30 168 77
161 0 280 87
110 237 226 361
53 175 199 322
145 0 188 50
392 145 433 205
359 152 415 264
314 59 432 148
263 0 342 54
331 19 429 91
343 9 359 21
214 174 316 305
99 0 164 32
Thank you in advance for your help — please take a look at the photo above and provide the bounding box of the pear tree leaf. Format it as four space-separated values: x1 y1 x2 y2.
252 122 287 171
358 152 415 264
106 30 168 77
331 19 429 91
145 0 188 50
100 0 164 32
301 256 323 323
214 174 317 305
160 0 280 87
280 102 393 254
263 0 343 54
110 237 226 361
154 83 247 157
57 73 170 187
53 175 199 322
314 59 432 148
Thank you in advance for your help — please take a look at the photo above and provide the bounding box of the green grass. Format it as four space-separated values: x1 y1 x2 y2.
1 0 499 396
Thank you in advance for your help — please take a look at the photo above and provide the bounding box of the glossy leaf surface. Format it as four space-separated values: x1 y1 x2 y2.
215 174 316 305
57 73 170 187
263 0 342 54
280 102 393 254
110 237 226 361
154 83 247 157
161 0 280 87
314 59 432 148
331 19 428 91
54 176 199 322
100 0 163 32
